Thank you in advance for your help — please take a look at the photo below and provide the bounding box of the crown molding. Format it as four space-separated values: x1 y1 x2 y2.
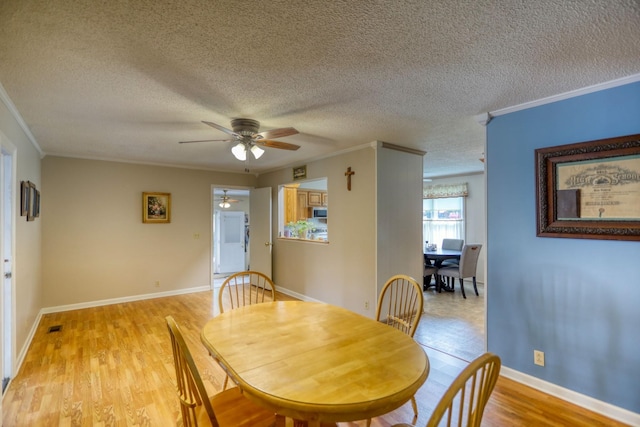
477 73 640 122
0 82 44 157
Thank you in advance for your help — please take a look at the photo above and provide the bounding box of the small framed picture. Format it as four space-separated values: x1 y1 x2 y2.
27 181 36 222
143 192 171 223
32 189 40 218
20 181 30 216
293 165 307 180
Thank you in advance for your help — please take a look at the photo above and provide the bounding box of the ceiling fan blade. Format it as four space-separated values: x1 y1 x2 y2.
202 121 240 137
256 127 299 140
258 140 301 151
179 138 235 144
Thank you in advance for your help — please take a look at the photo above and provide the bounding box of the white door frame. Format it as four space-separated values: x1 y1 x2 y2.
210 184 273 289
0 134 17 393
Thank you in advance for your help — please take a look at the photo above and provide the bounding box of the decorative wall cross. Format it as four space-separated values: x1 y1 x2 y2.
344 167 355 191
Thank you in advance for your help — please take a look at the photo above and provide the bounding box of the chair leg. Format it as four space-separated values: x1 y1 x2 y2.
472 276 479 296
366 418 371 427
410 395 418 422
423 274 432 291
223 374 229 390
459 278 466 299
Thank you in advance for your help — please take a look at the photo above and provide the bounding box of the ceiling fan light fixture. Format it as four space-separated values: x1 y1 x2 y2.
250 144 264 159
231 142 247 161
219 201 231 209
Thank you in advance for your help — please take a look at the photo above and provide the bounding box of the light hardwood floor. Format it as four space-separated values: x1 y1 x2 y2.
2 289 627 426
418 281 485 362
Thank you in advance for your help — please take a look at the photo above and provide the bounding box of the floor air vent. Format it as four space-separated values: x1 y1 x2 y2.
48 325 62 333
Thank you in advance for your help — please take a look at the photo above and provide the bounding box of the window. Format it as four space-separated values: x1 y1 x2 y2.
278 178 328 242
423 197 465 248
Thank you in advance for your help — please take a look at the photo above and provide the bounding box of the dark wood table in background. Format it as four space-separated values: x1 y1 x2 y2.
424 249 461 292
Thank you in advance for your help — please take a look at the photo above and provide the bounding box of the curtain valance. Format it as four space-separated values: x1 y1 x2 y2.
423 182 468 199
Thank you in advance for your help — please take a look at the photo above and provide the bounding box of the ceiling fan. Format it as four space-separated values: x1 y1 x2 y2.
215 190 240 209
180 118 300 161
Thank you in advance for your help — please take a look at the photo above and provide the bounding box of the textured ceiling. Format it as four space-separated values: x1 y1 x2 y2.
1 0 639 177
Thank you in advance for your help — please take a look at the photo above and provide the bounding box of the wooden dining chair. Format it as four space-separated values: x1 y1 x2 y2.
217 270 276 389
165 316 277 427
218 270 276 314
393 352 501 427
376 274 425 338
370 274 424 425
437 244 482 299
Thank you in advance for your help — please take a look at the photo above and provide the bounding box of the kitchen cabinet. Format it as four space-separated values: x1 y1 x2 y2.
284 187 298 224
322 192 328 206
307 191 322 207
297 191 309 220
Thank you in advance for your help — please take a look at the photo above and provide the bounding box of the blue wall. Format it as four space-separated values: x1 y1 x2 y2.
486 81 640 413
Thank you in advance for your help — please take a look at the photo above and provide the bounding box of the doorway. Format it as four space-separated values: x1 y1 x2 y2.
213 187 250 279
211 186 273 287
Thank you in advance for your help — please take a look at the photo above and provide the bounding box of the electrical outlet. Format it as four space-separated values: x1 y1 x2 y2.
534 350 545 366
364 301 370 310
155 281 160 288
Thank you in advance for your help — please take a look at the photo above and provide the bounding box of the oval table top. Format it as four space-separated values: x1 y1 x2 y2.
200 301 429 426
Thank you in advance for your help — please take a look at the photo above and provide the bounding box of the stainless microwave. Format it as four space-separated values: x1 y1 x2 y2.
312 208 328 218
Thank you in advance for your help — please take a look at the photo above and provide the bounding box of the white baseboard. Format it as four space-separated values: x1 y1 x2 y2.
276 286 325 303
39 285 212 314
501 367 640 426
12 285 212 384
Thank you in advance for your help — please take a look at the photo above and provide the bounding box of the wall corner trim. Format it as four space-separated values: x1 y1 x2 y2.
378 141 427 156
474 112 493 126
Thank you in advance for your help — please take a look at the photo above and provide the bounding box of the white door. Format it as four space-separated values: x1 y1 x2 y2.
218 211 246 274
1 145 14 393
249 187 272 277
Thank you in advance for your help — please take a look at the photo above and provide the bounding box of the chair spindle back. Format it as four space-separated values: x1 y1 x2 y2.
376 274 424 338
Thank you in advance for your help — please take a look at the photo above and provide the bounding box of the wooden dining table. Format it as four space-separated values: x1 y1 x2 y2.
200 301 430 426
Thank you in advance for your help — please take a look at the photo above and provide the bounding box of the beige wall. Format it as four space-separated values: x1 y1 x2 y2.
41 157 256 308
258 143 424 317
0 98 43 366
376 144 425 292
258 146 378 316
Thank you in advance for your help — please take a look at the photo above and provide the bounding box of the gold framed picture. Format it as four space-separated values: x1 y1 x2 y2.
143 192 171 223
